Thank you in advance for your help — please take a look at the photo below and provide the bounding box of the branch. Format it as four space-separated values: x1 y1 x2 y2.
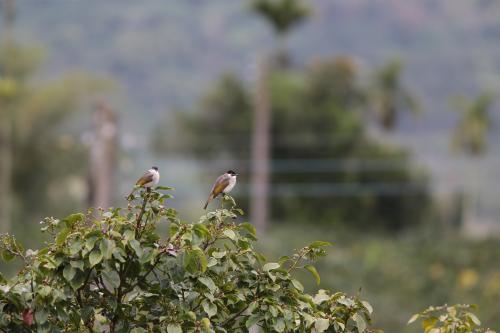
287 248 309 273
135 189 151 230
221 303 251 328
221 292 262 328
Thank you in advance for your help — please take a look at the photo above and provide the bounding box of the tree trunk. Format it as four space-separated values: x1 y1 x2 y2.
0 0 15 233
88 102 118 209
0 117 12 233
250 59 271 233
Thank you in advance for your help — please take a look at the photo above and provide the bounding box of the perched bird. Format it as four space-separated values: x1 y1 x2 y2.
135 166 160 190
204 170 238 209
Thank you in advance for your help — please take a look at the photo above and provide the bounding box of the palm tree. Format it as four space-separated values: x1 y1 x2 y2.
371 59 420 131
249 0 310 232
451 92 494 156
450 92 495 231
251 0 310 66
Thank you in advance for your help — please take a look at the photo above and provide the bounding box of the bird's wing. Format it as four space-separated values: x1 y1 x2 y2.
211 174 230 197
136 171 154 186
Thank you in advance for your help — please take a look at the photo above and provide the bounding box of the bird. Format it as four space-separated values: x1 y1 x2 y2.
134 166 160 191
204 170 238 209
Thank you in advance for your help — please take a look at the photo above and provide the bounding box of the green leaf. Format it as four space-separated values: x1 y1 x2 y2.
113 247 127 263
85 235 99 251
315 318 330 333
35 308 49 324
246 314 261 328
64 213 84 227
407 314 419 324
89 250 103 267
362 300 373 314
304 264 321 285
352 312 367 333
273 318 285 332
193 224 210 237
0 250 15 262
139 248 154 264
156 186 174 191
70 260 84 270
212 250 226 259
80 306 94 321
255 252 267 263
56 228 71 246
278 255 289 265
184 248 207 274
63 265 76 282
223 229 236 240
38 286 52 297
309 241 332 248
263 262 280 271
102 269 120 290
467 312 481 326
69 240 83 255
69 270 86 290
130 328 147 333
291 279 304 292
422 317 438 331
123 229 135 242
239 222 256 237
167 324 182 333
99 239 114 259
129 239 143 257
198 277 216 292
338 296 355 307
202 300 217 318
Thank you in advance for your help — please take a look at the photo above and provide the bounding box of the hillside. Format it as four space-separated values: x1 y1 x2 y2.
12 0 500 126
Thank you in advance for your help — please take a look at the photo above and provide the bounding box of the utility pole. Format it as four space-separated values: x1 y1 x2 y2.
250 59 271 233
0 0 15 233
88 102 118 209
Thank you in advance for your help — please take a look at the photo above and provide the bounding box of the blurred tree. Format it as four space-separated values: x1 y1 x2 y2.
155 56 431 230
370 59 420 131
0 41 111 241
250 59 272 232
88 101 118 209
0 0 17 233
451 92 494 156
251 0 310 66
252 0 310 35
250 0 310 232
450 92 495 230
157 74 252 159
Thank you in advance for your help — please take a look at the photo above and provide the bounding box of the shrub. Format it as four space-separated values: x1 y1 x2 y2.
0 187 377 332
409 304 496 333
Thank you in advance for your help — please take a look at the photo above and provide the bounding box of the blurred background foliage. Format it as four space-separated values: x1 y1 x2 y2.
0 40 112 246
155 57 431 230
260 224 500 332
1 0 500 332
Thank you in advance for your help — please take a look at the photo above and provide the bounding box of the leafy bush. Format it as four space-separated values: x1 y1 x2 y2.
408 304 496 333
0 187 377 332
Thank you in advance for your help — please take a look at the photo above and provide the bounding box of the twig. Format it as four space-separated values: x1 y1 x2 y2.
287 248 309 273
135 189 151 230
221 303 251 328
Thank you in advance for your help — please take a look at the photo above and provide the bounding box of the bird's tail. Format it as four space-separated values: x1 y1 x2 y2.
203 194 214 210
